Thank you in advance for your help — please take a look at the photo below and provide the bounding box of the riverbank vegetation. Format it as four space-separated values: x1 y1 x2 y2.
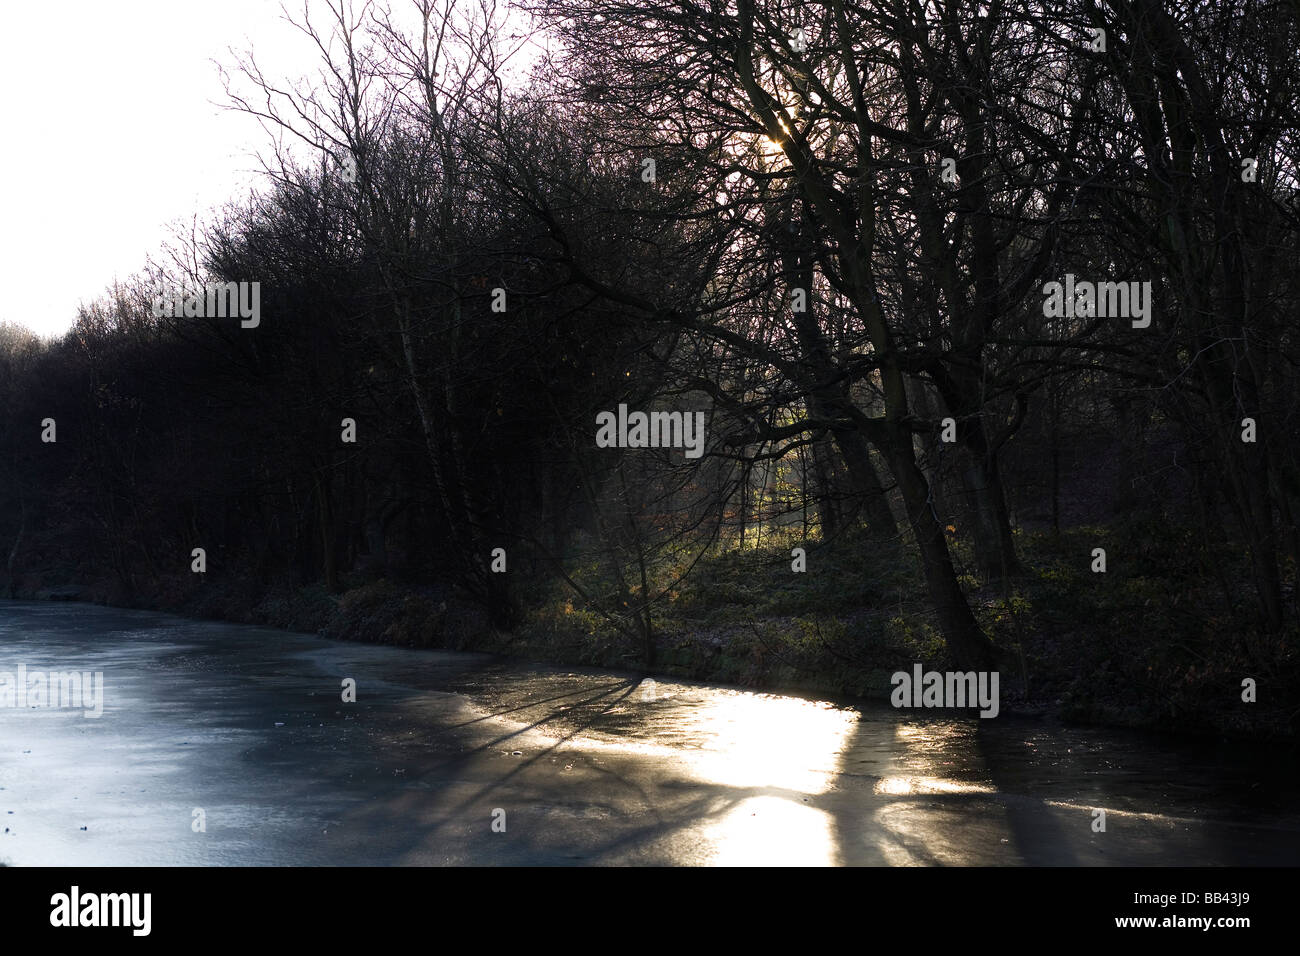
2 0 1298 740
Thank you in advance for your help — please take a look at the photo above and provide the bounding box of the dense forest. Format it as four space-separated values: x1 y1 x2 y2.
2 0 1298 738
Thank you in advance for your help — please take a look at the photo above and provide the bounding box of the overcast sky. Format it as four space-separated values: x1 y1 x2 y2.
0 1 329 338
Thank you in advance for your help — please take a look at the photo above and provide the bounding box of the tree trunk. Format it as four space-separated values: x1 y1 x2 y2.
886 442 998 670
6 505 25 599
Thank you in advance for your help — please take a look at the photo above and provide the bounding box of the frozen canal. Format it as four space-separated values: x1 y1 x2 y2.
1 601 1297 866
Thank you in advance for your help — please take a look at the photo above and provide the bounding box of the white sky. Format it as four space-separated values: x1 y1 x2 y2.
0 1 340 338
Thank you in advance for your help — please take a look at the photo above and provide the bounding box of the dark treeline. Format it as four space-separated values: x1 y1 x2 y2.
2 0 1298 725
